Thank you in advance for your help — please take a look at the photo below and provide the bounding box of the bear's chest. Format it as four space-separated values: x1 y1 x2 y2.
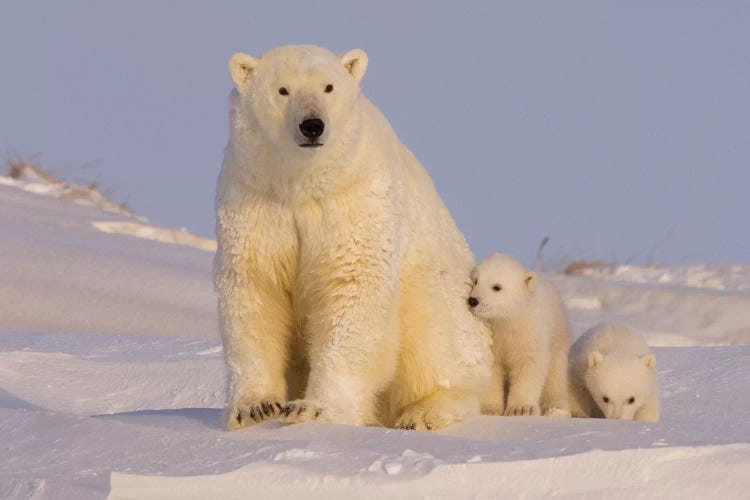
493 320 541 358
236 197 299 293
240 195 353 297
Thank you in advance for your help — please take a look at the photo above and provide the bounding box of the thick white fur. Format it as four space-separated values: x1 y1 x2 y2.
215 45 492 431
568 324 660 421
470 253 571 417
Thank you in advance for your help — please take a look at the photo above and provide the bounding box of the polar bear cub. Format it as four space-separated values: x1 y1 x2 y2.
568 324 660 421
469 253 571 417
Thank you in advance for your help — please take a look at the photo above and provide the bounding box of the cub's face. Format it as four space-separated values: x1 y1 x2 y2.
585 352 656 420
228 45 367 155
468 254 537 321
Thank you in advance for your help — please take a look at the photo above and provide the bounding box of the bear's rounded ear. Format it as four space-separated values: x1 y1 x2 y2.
229 53 259 87
641 353 656 370
524 272 538 293
588 350 604 368
341 49 368 82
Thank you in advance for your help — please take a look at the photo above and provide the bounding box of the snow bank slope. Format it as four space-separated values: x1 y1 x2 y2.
0 183 217 337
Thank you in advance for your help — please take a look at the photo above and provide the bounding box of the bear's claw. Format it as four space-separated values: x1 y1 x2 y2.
481 403 505 416
226 399 284 430
503 404 539 417
280 400 328 425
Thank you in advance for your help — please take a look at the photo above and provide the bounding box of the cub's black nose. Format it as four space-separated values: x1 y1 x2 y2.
299 118 325 139
468 297 479 308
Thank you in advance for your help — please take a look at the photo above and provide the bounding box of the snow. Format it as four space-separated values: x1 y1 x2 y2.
1 168 215 253
1 181 749 499
0 181 216 338
91 221 217 252
553 273 750 347
0 165 139 219
564 262 750 293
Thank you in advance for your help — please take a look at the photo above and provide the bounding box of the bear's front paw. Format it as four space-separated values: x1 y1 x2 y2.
225 398 285 430
503 404 540 417
280 400 329 425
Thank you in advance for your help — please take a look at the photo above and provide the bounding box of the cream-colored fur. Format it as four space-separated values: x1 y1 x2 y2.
569 324 660 421
469 254 571 417
215 45 492 432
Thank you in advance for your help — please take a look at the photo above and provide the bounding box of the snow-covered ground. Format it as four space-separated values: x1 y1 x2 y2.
1 180 748 499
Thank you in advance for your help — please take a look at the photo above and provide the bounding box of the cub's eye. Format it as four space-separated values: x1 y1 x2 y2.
492 284 502 292
602 396 610 403
474 278 478 285
278 87 289 96
627 397 635 404
324 84 334 93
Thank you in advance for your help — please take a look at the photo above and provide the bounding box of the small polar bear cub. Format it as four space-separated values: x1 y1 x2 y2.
569 324 660 421
469 253 571 417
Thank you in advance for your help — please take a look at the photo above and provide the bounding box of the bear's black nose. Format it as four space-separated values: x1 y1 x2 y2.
299 118 325 139
468 297 479 308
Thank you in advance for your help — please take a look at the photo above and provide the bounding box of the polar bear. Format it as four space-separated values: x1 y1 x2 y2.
214 45 492 432
468 253 571 417
568 324 660 421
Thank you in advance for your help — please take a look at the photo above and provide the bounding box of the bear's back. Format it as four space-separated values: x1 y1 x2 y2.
529 279 570 341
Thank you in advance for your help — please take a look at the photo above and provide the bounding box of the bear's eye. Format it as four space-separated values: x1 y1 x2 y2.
474 278 478 285
602 396 610 403
492 284 502 292
278 87 289 96
325 84 334 93
627 396 635 404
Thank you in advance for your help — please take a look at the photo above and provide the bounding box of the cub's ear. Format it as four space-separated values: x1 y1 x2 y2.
641 353 656 370
341 49 368 82
229 53 259 87
588 350 604 368
524 272 538 293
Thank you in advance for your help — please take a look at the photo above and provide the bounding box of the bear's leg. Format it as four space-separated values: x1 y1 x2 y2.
219 286 293 431
634 392 660 422
505 354 547 416
481 359 505 416
281 315 399 427
281 311 399 426
541 345 571 417
280 202 404 426
395 388 480 431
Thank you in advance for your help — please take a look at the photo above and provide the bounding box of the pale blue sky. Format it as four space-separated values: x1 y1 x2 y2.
1 1 747 265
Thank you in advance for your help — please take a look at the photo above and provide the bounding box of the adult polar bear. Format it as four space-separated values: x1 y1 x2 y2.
215 45 492 431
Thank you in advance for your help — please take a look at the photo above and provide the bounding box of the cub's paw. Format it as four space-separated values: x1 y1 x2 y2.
543 407 572 418
395 404 461 432
280 400 328 425
394 405 427 431
225 398 285 430
481 403 505 416
503 404 540 417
